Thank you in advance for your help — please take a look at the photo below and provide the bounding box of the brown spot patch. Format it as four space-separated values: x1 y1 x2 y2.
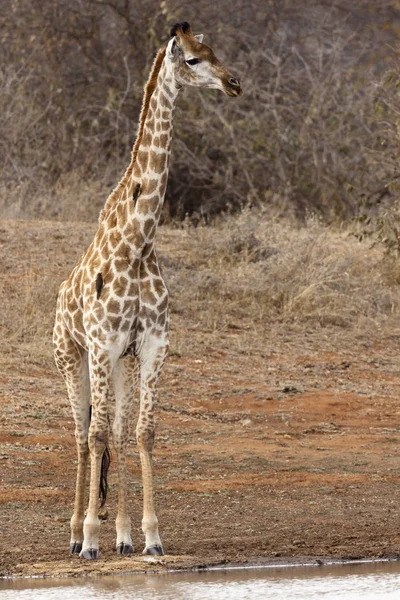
124 219 142 240
107 299 121 314
133 162 143 178
136 197 159 216
109 230 122 249
157 310 167 326
145 257 160 277
115 276 128 297
107 212 117 229
141 284 157 306
114 258 127 272
124 304 135 319
141 243 153 259
116 202 128 225
137 149 149 172
121 319 132 332
143 218 156 238
127 282 138 296
153 278 166 297
72 311 85 334
141 130 152 147
99 241 109 260
158 296 168 312
123 299 135 313
146 309 158 321
149 152 166 174
68 297 79 313
160 92 171 108
117 242 132 261
143 178 159 196
109 315 122 330
93 305 105 321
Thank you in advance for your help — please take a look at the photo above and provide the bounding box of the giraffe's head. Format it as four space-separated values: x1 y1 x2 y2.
166 22 242 97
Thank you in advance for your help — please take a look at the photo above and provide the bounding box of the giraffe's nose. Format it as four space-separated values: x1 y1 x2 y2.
225 76 242 97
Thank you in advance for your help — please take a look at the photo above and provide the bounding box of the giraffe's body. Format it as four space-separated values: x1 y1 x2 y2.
53 22 241 559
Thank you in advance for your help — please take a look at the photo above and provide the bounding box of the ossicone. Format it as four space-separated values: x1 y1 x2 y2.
170 21 191 37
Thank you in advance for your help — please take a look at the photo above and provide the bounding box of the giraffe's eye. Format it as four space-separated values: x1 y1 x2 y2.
186 58 201 66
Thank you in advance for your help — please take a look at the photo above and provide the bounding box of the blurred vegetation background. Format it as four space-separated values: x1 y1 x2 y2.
1 0 400 225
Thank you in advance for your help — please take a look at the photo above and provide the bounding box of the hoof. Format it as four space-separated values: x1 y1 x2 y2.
80 548 99 560
70 542 82 555
144 544 164 556
117 542 134 555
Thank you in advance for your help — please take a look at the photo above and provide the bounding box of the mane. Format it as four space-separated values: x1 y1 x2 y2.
100 47 167 219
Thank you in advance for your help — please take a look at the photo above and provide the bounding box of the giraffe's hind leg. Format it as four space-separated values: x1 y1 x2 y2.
137 331 168 556
54 321 91 555
113 355 140 555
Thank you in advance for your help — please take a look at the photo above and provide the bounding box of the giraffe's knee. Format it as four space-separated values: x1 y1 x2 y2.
88 429 108 455
112 407 131 440
76 436 89 457
112 428 129 452
136 423 155 452
75 420 89 440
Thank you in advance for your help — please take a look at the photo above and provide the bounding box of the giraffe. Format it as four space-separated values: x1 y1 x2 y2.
53 21 242 560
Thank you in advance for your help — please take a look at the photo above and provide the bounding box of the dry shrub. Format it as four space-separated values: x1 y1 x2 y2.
164 209 400 332
353 66 400 257
1 0 400 222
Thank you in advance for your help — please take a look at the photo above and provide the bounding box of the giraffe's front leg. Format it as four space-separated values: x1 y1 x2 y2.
137 333 168 556
113 356 139 555
80 351 114 560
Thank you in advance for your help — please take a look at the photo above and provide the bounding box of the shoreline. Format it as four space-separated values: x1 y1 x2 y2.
1 554 399 582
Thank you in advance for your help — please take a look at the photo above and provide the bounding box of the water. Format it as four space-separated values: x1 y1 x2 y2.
1 561 400 599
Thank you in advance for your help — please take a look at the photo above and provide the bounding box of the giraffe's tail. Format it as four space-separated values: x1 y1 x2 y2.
99 444 111 508
88 405 111 508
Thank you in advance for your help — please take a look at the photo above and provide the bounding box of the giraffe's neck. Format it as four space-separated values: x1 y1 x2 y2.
123 59 179 246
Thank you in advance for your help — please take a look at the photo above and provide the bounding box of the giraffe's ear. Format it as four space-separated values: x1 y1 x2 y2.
166 37 179 61
194 34 204 43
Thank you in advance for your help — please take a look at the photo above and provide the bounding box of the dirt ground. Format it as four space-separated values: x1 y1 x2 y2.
0 219 400 578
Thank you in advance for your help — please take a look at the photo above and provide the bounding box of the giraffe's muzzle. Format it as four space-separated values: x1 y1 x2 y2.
224 76 242 97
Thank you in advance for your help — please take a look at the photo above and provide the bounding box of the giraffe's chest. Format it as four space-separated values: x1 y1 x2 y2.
60 245 169 356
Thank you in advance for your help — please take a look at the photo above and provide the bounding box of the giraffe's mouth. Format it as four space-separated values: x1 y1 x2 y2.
223 77 242 97
224 87 242 97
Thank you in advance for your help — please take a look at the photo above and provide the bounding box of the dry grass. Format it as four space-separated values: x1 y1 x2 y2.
1 212 400 370
0 177 107 222
165 209 400 332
